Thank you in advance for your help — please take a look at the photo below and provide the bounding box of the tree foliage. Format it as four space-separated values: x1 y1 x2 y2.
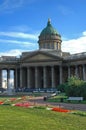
58 76 86 100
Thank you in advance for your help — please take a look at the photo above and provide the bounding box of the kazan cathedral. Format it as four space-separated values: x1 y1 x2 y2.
0 19 86 92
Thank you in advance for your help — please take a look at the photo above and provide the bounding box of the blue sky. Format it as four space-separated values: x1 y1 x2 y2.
0 0 86 56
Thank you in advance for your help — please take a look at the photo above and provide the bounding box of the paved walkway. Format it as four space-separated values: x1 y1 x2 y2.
29 96 86 111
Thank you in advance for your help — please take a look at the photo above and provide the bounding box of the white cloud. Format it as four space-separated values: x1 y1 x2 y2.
82 31 86 36
0 48 39 57
0 31 38 40
9 25 31 32
0 0 38 13
62 31 86 54
0 49 24 56
0 49 20 56
0 39 37 48
0 0 24 13
1 30 86 56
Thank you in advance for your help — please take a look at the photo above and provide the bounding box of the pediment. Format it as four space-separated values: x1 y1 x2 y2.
22 52 61 62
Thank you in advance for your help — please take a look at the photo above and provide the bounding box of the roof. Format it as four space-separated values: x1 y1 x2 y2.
21 49 63 61
40 19 58 36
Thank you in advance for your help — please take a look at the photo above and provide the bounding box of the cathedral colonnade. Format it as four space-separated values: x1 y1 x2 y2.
0 65 62 89
19 65 62 89
16 63 86 90
0 64 86 90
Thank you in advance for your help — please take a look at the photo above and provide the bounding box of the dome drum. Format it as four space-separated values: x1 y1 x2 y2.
38 35 61 41
38 39 61 44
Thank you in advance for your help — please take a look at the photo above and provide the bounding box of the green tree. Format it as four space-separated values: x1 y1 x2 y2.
60 76 86 100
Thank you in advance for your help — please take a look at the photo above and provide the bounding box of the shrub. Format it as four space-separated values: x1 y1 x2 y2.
58 83 67 92
62 76 86 100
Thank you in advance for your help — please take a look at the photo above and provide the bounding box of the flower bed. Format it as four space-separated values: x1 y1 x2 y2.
0 96 29 105
0 101 4 105
14 102 31 107
0 97 71 113
51 107 71 113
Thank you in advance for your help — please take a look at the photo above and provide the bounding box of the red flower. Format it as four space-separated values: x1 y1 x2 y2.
52 107 71 113
15 103 23 107
0 101 4 105
14 102 31 108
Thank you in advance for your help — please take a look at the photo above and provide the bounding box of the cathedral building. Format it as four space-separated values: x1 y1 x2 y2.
0 19 86 91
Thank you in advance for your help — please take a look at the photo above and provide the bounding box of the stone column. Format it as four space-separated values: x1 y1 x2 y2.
75 65 78 77
0 69 2 88
20 67 22 88
82 64 86 81
14 68 18 89
51 66 55 88
35 67 38 89
68 66 71 79
7 69 10 89
14 70 15 89
7 69 14 95
43 66 47 88
27 67 30 88
59 66 62 84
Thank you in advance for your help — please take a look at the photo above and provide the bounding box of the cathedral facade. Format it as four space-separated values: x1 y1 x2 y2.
0 19 86 91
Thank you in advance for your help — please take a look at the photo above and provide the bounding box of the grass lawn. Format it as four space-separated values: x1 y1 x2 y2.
0 105 86 130
48 95 86 104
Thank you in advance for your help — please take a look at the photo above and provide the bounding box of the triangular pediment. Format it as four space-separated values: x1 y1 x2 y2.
22 51 62 62
30 53 55 60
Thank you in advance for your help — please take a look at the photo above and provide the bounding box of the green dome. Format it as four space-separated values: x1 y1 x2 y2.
40 19 58 36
